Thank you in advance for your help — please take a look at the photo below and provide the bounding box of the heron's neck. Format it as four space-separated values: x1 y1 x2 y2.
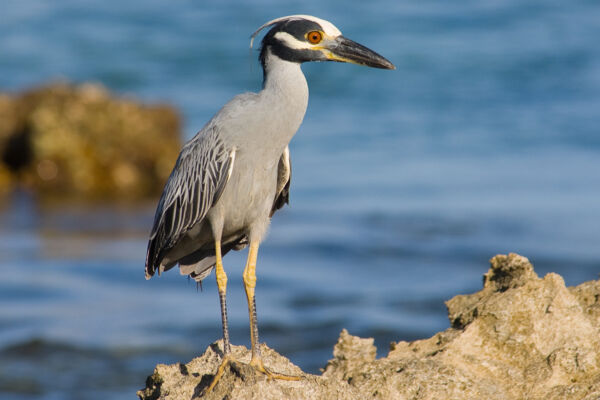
260 50 309 141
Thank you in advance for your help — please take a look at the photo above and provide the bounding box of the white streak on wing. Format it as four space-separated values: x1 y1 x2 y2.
227 148 236 180
281 146 290 184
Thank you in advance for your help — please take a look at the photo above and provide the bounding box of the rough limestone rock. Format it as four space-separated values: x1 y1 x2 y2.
0 82 181 199
138 253 600 399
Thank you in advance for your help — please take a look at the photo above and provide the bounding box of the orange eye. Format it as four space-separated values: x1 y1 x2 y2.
307 30 323 44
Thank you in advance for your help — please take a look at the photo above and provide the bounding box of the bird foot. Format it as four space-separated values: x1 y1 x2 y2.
202 354 301 395
249 355 302 381
203 354 236 394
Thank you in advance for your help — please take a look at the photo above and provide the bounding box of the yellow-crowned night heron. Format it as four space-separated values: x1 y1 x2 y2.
145 15 394 390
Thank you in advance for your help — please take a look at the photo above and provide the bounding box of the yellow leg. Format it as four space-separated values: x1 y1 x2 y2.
215 240 227 292
204 240 299 395
242 241 259 361
243 240 300 381
205 240 233 394
214 240 231 355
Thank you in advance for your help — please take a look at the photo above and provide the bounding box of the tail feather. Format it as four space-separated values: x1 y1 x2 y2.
176 235 248 283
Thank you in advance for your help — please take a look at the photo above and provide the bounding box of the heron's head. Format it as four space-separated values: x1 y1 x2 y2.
251 15 395 71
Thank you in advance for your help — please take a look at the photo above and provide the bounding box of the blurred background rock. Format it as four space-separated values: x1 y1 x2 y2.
0 82 181 200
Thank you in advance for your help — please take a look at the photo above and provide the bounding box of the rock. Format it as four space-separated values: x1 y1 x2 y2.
138 342 359 400
0 82 181 199
138 253 600 399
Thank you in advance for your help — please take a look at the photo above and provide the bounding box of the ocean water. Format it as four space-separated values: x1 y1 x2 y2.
1 1 600 399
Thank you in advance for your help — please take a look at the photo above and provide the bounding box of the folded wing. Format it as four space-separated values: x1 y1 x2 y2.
145 126 236 279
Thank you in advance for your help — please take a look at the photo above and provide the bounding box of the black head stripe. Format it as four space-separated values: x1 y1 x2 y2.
276 19 323 41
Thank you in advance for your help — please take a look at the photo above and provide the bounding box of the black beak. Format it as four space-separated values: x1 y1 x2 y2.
326 36 395 70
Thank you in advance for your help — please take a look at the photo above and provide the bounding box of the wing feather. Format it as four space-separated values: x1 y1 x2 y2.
145 126 235 278
270 146 292 217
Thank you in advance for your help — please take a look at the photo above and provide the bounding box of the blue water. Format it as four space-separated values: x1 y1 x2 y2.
2 1 600 399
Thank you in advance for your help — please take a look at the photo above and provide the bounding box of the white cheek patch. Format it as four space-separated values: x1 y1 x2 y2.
273 31 313 50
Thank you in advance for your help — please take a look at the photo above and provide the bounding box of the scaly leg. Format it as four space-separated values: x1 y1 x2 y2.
205 240 235 393
243 240 300 381
204 240 299 394
214 240 231 355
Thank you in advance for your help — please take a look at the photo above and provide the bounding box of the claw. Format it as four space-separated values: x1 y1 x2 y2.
203 355 236 394
249 356 301 381
202 354 301 396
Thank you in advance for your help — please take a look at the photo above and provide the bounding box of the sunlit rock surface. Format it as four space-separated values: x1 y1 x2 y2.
0 82 181 200
138 253 600 400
